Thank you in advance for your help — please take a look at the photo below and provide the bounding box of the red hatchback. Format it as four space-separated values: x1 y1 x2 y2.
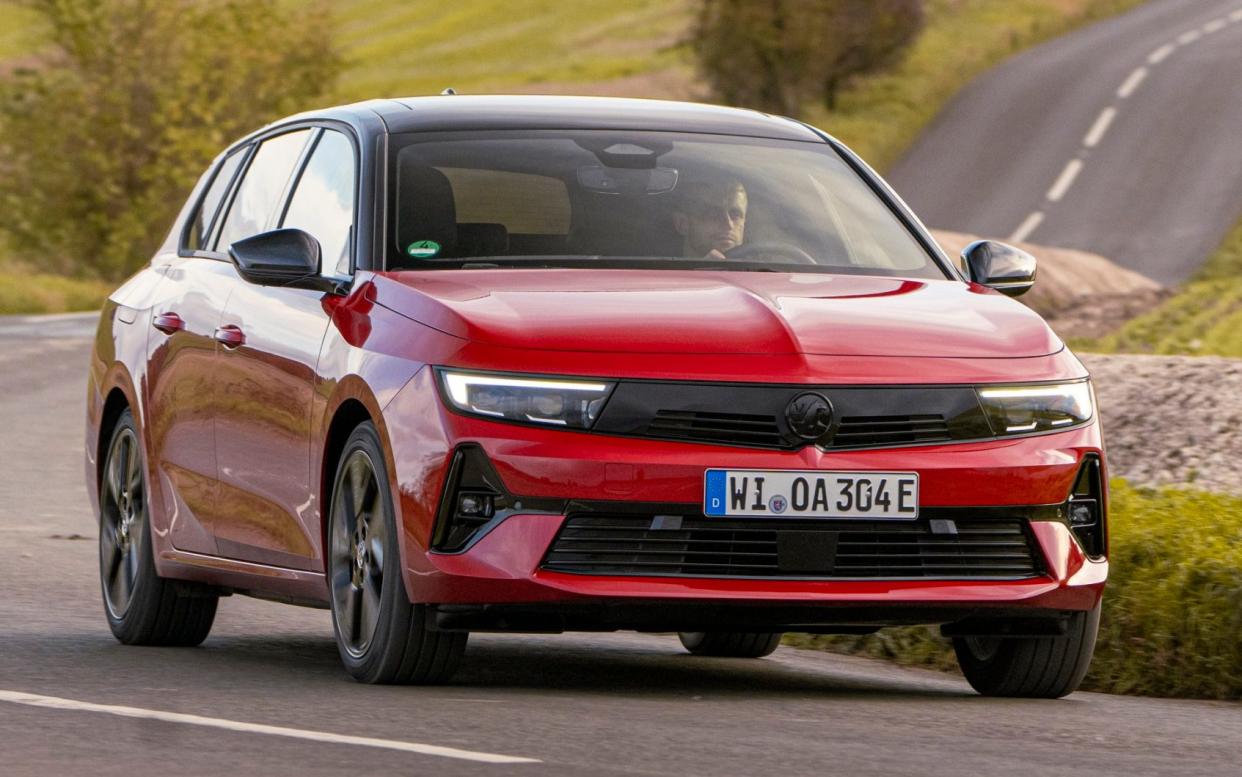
86 95 1106 696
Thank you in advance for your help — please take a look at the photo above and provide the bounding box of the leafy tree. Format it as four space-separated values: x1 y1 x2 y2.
0 0 341 279
693 0 925 117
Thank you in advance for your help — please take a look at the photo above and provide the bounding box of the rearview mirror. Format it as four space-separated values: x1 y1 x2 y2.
228 228 337 292
961 240 1037 297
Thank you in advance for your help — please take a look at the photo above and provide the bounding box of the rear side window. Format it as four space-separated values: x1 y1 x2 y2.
186 149 247 252
215 129 312 251
281 130 357 275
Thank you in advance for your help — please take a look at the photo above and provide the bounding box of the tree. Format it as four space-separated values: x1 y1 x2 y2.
693 0 925 117
0 0 342 279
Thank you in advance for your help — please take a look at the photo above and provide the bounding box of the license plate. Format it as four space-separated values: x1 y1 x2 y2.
703 469 918 519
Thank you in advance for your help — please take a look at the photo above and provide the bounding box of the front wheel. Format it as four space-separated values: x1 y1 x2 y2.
678 631 783 658
952 604 1101 698
327 422 467 684
99 409 218 646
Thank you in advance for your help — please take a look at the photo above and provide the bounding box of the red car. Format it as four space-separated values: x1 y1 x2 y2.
86 95 1106 697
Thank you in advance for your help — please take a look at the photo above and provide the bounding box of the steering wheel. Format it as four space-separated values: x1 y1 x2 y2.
723 242 817 265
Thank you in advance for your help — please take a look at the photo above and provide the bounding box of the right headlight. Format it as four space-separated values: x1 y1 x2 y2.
976 381 1093 435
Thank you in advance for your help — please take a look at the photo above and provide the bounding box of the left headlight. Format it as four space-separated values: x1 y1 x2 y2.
976 381 1094 435
438 369 615 429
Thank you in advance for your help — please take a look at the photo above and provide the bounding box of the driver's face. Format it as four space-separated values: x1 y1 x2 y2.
676 185 748 256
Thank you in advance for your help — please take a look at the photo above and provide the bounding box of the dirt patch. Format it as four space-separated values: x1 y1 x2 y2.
1082 353 1242 494
931 230 1163 339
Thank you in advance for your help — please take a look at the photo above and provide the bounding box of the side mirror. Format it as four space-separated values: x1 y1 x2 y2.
961 240 1037 297
228 228 336 292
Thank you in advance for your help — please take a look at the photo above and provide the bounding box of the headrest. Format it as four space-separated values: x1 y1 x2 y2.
396 164 457 263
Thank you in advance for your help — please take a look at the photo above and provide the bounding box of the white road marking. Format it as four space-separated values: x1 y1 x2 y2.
1177 29 1202 44
1047 159 1084 202
1202 18 1227 34
1232 9 1242 22
0 690 541 765
1117 67 1148 98
1147 43 1175 64
1009 212 1045 244
1083 107 1117 148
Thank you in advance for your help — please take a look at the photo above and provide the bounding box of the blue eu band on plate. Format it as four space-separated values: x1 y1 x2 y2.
704 469 919 519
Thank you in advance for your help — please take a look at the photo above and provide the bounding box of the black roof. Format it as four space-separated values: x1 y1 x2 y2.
343 95 824 142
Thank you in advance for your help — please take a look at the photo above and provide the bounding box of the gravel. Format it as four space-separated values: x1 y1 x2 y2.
1082 353 1242 494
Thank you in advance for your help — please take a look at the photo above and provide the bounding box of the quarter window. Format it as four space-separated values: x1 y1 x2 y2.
186 148 247 252
281 130 357 275
215 129 312 251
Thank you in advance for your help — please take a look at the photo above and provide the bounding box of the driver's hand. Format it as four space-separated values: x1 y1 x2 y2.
704 249 727 261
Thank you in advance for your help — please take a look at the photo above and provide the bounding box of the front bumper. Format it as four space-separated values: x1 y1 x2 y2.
383 368 1107 626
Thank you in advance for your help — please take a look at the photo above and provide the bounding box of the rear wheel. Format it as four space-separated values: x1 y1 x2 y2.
678 631 783 658
952 604 1101 698
327 422 467 684
99 409 218 646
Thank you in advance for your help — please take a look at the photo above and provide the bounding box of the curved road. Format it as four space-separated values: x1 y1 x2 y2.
1 316 1239 774
889 0 1242 285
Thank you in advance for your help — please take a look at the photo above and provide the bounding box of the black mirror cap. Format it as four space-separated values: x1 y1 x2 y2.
961 240 1037 297
228 228 331 291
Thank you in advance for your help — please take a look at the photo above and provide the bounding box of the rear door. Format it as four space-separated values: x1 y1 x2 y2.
211 127 356 569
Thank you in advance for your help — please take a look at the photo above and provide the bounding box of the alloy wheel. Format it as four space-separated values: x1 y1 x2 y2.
330 450 387 658
99 426 145 619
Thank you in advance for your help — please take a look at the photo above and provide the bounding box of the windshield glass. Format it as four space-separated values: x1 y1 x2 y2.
388 130 946 278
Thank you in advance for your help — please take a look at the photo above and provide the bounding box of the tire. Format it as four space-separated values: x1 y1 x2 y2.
327 421 467 684
99 409 218 646
952 603 1101 698
678 631 783 658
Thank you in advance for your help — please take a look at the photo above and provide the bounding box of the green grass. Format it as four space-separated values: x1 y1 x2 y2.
1073 215 1242 356
0 265 113 315
787 481 1242 700
0 2 41 61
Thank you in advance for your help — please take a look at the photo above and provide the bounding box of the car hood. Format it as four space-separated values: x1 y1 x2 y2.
373 269 1062 358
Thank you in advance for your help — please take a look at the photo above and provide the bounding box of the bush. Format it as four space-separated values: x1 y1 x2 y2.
788 482 1242 699
692 0 925 116
0 0 341 280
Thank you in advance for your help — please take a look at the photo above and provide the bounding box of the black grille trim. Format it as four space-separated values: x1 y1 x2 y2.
542 514 1044 580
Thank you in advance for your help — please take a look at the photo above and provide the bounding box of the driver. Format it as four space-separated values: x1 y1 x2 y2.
672 178 748 260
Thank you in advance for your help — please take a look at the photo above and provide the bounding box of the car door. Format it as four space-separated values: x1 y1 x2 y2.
211 127 357 569
145 146 250 555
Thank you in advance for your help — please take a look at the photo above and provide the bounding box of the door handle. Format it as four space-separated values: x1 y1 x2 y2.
152 312 184 334
213 324 246 349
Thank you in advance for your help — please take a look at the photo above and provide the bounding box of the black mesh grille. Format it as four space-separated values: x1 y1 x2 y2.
542 515 1041 579
833 414 951 448
647 410 784 448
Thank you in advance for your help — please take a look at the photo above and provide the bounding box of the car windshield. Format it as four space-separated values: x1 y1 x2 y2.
387 130 947 279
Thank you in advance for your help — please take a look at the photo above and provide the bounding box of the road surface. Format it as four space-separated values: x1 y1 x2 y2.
888 0 1242 285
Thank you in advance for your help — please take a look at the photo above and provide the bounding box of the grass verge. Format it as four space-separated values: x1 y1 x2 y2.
0 266 112 315
787 481 1242 700
1072 215 1242 357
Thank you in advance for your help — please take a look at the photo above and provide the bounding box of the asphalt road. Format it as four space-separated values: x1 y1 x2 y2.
1 314 1239 775
888 0 1242 285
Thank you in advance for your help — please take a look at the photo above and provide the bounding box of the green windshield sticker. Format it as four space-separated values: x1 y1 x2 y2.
406 240 441 258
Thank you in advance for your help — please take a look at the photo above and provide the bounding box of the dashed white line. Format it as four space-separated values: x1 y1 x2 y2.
1231 9 1242 22
0 690 541 765
1147 43 1175 64
1083 107 1118 148
1177 29 1202 44
1047 159 1084 203
1117 66 1148 98
1203 18 1227 34
1009 212 1045 244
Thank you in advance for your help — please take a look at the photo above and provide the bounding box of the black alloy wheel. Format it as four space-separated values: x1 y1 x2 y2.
678 631 783 658
99 409 218 645
952 603 1101 698
327 422 467 684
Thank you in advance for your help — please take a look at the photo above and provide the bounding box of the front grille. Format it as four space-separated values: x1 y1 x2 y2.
542 515 1041 580
833 414 951 448
647 410 784 448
